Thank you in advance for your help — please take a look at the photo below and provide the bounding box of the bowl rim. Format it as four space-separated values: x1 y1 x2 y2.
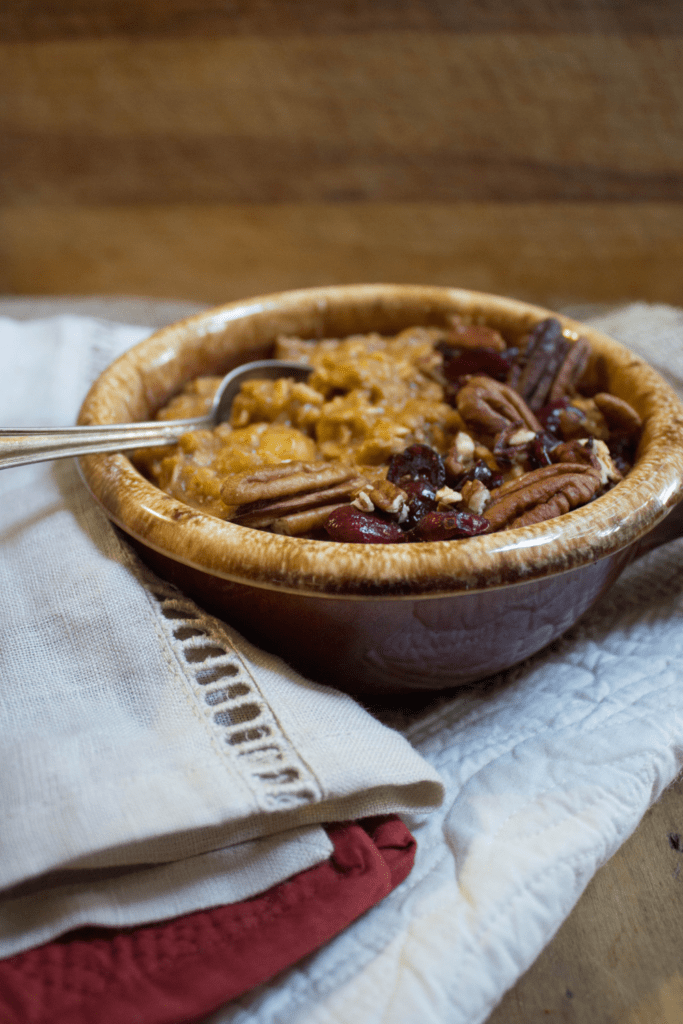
77 283 683 599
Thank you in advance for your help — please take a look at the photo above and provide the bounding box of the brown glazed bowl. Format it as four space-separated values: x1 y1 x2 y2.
78 285 683 696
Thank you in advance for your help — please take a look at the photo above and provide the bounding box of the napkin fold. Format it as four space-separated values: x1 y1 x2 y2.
0 816 417 1024
0 314 443 961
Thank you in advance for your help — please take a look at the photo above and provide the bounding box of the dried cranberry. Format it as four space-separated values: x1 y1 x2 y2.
537 399 569 437
441 347 514 383
607 432 636 474
387 444 446 490
528 432 561 468
444 381 462 407
324 505 406 544
435 339 455 358
454 458 504 490
411 510 489 542
401 478 437 528
439 323 507 351
493 423 538 466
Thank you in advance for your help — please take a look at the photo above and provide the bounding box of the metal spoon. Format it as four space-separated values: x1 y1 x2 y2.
0 360 313 470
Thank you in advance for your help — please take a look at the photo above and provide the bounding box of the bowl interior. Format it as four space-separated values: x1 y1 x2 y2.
77 284 683 599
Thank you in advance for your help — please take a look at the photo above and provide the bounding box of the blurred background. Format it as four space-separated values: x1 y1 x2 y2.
1 0 682 309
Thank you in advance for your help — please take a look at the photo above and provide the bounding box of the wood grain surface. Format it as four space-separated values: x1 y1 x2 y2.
486 776 683 1024
2 1 682 306
3 0 682 40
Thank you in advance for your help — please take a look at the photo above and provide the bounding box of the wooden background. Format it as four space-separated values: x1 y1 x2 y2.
1 0 682 307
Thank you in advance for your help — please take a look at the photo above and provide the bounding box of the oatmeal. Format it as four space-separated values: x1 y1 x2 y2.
135 316 642 543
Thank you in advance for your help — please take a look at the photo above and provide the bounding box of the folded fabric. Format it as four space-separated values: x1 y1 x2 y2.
0 816 416 1024
0 314 443 960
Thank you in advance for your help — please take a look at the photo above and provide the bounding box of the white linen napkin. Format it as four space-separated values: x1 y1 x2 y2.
0 313 444 960
198 303 683 1024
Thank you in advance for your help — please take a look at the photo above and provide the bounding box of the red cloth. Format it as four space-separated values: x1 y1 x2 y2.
0 816 416 1024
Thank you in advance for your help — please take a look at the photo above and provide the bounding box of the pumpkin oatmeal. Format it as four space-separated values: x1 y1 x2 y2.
135 317 641 543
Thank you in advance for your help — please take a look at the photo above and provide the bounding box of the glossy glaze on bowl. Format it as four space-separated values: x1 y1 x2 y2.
78 285 683 693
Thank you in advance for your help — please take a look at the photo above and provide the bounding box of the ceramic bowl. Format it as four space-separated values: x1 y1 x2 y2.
77 285 683 695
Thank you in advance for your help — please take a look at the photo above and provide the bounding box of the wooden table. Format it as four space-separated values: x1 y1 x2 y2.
487 777 683 1024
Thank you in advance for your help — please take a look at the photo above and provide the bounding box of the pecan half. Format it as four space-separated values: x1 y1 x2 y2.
220 461 357 505
551 439 602 471
222 461 371 536
456 376 542 444
484 462 602 530
446 317 507 352
509 318 591 411
593 393 642 435
272 504 350 536
551 438 620 485
548 336 591 404
508 318 566 406
233 476 367 528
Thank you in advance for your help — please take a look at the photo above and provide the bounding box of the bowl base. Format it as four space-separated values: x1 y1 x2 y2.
124 533 633 698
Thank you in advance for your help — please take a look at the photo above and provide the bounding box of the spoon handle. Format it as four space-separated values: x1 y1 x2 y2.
0 359 313 469
0 417 210 469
